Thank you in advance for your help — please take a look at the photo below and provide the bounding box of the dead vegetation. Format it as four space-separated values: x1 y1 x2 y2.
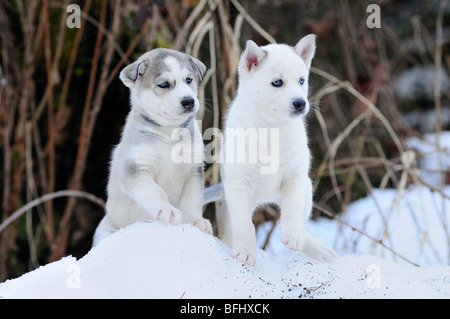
0 0 449 279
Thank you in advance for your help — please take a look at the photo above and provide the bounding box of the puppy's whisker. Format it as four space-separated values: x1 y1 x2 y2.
307 101 322 120
200 99 215 115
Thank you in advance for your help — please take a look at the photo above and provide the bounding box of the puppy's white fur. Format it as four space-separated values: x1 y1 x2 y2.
206 35 337 266
93 49 212 246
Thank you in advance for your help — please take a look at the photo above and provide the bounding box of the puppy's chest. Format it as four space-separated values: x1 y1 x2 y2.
130 141 198 184
254 172 283 198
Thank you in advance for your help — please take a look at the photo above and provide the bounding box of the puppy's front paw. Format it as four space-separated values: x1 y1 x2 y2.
191 217 213 235
232 247 256 267
154 205 181 225
281 228 306 251
303 234 338 262
304 244 337 263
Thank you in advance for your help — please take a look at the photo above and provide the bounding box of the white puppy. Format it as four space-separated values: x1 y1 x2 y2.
93 48 212 246
204 35 337 266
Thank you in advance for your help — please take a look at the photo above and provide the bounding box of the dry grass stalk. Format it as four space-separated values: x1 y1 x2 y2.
1 0 449 279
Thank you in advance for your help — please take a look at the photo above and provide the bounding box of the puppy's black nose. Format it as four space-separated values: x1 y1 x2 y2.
293 99 307 113
181 98 195 112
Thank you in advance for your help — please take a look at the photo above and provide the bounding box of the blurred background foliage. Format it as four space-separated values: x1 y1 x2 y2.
0 0 449 280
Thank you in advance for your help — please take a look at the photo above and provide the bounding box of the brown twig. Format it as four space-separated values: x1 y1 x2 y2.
49 0 125 262
42 0 56 242
0 190 106 234
56 0 93 127
313 203 419 267
48 0 108 262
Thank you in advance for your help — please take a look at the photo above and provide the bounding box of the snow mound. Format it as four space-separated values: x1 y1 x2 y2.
1 222 449 298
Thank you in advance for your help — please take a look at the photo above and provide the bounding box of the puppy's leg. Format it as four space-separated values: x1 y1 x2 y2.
180 170 213 234
224 183 257 266
217 199 231 244
280 174 310 251
122 170 181 224
301 179 338 261
92 216 116 246
303 232 338 262
282 175 338 261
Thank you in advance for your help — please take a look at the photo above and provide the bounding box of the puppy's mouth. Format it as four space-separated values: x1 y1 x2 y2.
160 105 197 125
291 107 309 116
181 108 195 114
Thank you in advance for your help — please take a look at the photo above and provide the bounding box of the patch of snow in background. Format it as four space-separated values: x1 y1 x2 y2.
394 65 450 101
257 133 450 269
257 185 450 267
406 131 450 188
403 107 450 134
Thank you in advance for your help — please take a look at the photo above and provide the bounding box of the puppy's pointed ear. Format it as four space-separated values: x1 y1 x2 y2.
119 60 148 88
242 40 267 71
294 34 316 69
189 56 207 82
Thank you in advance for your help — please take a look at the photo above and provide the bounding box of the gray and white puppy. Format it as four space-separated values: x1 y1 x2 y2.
93 48 212 246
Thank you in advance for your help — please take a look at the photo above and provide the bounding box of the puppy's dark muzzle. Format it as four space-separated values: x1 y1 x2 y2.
181 97 196 112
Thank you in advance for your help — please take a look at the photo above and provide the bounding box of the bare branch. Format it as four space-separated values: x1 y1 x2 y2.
0 190 105 235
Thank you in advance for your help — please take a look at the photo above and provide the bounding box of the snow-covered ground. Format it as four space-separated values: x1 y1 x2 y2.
1 132 450 299
0 221 449 299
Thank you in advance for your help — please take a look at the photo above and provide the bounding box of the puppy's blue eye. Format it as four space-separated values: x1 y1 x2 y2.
271 79 283 87
299 77 305 85
158 82 170 89
186 77 193 84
